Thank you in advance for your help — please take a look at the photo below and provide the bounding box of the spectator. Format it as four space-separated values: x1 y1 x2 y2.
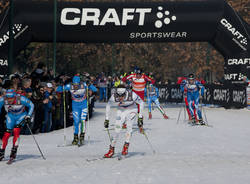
41 82 53 133
98 72 108 102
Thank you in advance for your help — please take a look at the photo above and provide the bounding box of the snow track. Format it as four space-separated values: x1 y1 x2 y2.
1 103 250 184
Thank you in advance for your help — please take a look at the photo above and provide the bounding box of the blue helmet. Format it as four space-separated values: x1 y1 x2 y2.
72 76 81 84
6 89 16 98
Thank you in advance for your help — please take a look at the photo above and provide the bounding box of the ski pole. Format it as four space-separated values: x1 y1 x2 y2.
176 104 183 124
63 86 67 146
106 128 112 144
142 130 156 154
86 87 90 144
200 98 208 123
26 123 46 160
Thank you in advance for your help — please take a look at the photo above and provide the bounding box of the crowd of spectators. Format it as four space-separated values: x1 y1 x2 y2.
0 63 248 139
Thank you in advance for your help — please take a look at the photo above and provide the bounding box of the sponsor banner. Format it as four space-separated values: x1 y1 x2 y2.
0 24 29 48
158 84 247 108
220 18 248 51
158 85 183 103
0 58 8 75
247 86 250 109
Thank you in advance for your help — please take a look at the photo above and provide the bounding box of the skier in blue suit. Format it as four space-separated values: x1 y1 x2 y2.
61 75 97 145
180 74 205 124
145 84 169 119
0 89 34 161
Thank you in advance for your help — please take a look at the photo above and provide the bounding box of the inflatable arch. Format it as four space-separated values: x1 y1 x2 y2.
0 0 249 83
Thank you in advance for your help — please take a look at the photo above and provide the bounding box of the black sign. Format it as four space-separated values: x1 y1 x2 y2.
158 84 247 109
0 0 249 80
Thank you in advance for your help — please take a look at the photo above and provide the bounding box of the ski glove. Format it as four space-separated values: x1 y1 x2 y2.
104 119 109 128
137 117 143 128
25 116 31 125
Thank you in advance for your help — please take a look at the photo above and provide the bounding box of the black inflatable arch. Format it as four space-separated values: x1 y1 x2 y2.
0 0 249 82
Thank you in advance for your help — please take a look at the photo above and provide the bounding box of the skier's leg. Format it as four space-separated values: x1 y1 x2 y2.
2 114 15 150
80 104 88 143
184 97 192 120
148 97 152 119
104 110 125 158
1 114 15 160
122 109 137 155
187 94 195 120
111 110 125 147
194 93 202 120
72 106 80 144
154 97 168 118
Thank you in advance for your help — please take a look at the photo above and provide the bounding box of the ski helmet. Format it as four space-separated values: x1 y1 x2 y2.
5 89 16 98
188 73 195 80
116 84 126 97
135 68 142 74
72 75 81 84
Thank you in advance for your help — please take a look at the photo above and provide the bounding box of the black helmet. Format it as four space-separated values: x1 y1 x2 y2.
188 73 195 80
116 84 127 97
135 68 142 74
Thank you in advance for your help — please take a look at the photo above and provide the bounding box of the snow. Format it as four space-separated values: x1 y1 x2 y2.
1 103 250 184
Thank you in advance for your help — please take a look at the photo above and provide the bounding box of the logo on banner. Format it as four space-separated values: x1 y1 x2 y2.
171 88 182 99
220 18 248 51
0 59 8 66
224 73 245 81
0 24 29 47
154 6 176 28
228 58 250 65
232 90 246 105
204 88 211 102
61 7 176 28
213 89 230 102
60 7 185 40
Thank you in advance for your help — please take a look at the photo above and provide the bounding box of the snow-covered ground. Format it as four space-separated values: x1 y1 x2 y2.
1 103 250 184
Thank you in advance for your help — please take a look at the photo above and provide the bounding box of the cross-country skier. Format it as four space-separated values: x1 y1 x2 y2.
62 75 97 145
122 68 155 131
0 89 34 161
177 77 193 120
145 84 169 119
180 74 205 125
103 84 144 158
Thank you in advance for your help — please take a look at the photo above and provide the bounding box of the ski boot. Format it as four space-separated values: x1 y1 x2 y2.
198 119 205 125
163 114 169 119
122 142 129 156
72 134 79 145
122 123 127 129
189 116 196 125
0 149 5 161
148 112 152 119
104 145 115 158
10 146 18 160
138 117 144 134
79 133 85 145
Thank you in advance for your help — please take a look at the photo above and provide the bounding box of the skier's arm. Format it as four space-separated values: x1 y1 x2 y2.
155 87 159 98
105 95 115 120
21 96 34 117
144 75 155 84
88 84 97 93
0 97 4 114
180 80 186 92
196 81 205 96
64 84 71 91
121 74 133 83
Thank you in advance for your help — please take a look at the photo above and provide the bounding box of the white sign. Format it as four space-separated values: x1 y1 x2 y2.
60 6 177 29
